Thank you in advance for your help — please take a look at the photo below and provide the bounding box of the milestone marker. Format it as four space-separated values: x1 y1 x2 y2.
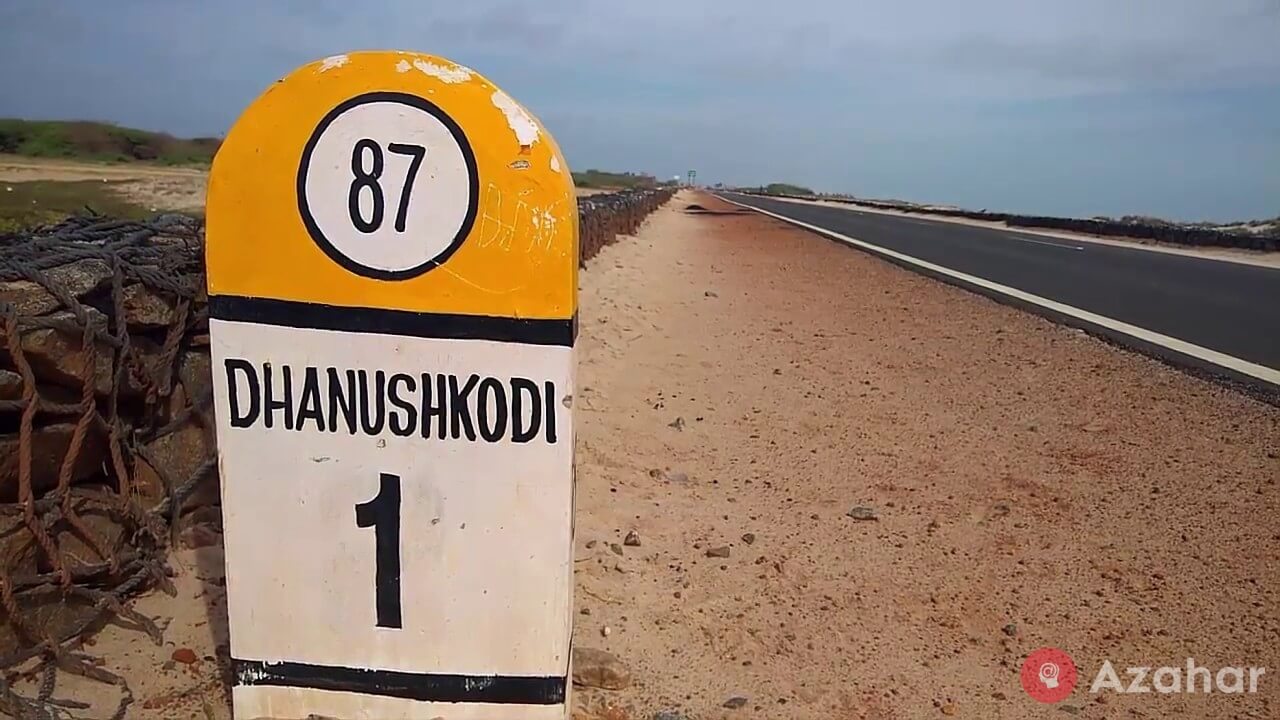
206 51 578 720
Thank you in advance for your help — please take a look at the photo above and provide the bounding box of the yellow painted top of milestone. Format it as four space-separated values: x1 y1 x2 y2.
207 51 578 320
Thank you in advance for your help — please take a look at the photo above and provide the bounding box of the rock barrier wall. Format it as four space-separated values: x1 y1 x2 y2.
0 187 672 717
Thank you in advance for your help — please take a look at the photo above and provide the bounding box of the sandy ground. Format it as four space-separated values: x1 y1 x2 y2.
0 156 608 215
0 156 209 212
19 190 1278 719
763 195 1280 268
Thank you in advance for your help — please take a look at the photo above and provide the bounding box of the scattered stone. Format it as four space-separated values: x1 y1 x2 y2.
1058 705 1081 715
179 522 221 549
572 647 631 690
991 691 1007 700
741 532 756 545
723 696 748 709
796 687 823 703
1001 623 1017 637
653 711 689 720
704 290 718 298
846 506 878 521
610 543 624 556
586 540 599 549
666 471 689 484
573 690 633 720
601 626 612 638
667 417 685 431
940 703 957 716
580 607 592 616
171 647 198 665
705 546 730 558
623 530 641 547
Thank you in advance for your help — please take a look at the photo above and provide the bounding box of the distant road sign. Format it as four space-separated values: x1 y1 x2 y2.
207 51 578 720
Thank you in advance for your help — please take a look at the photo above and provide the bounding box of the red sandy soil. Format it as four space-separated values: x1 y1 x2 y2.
30 190 1277 720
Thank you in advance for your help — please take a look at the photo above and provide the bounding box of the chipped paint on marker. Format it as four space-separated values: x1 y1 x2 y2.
395 59 412 73
491 90 539 147
412 58 473 84
509 159 531 170
550 156 561 173
318 54 349 73
236 660 283 684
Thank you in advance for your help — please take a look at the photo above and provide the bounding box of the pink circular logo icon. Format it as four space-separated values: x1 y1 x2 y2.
1021 647 1078 703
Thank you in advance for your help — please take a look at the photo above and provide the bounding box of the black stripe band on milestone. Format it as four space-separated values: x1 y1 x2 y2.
233 659 567 705
209 295 576 347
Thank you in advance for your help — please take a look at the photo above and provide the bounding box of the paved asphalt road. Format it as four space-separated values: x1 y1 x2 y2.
718 193 1280 384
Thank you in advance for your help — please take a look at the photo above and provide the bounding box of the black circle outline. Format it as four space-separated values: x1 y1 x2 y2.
297 91 480 281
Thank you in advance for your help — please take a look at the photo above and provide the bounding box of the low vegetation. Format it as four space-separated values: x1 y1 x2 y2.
573 169 668 190
0 119 219 166
0 180 151 233
746 182 815 196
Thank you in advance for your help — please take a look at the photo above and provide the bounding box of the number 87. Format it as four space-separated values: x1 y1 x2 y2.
348 139 426 234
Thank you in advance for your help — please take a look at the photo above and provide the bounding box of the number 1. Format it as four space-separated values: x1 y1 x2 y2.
355 473 402 628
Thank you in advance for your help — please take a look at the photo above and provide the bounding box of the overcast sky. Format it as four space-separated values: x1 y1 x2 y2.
2 0 1277 221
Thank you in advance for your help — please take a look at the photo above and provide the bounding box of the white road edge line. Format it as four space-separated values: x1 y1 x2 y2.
1010 235 1084 251
717 195 1280 388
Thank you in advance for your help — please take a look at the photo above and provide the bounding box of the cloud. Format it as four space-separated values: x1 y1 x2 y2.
0 0 1276 220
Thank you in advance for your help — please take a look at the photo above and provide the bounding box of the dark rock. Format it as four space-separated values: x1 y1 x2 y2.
846 506 878 521
610 543 624 556
1001 623 1017 637
0 370 23 400
122 284 177 328
706 546 730 558
19 308 111 393
0 260 110 317
623 530 641 547
143 384 217 510
18 310 164 396
572 647 631 690
171 647 198 665
723 696 748 709
0 423 107 502
741 533 756 545
178 350 212 405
